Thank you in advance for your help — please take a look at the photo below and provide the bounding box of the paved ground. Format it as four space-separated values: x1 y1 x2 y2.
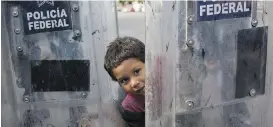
117 12 145 42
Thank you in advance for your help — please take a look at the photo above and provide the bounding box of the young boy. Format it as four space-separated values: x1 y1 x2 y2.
104 36 145 127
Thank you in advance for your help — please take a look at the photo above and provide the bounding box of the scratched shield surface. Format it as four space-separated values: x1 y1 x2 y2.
2 1 124 127
145 1 273 127
176 1 271 127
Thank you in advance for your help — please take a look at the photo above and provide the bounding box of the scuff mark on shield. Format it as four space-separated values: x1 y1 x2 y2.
146 54 165 120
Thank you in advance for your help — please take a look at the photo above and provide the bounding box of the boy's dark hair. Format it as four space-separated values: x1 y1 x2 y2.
104 36 145 81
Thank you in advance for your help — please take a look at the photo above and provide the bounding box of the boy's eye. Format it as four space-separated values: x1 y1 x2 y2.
134 68 140 75
119 78 129 85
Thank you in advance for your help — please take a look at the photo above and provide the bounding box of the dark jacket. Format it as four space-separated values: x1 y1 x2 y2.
118 104 145 127
117 88 145 127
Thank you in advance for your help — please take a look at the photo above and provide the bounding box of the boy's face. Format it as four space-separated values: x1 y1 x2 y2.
112 58 145 95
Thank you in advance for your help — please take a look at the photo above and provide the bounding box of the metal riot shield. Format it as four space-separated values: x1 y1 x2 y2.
145 1 273 127
1 1 125 127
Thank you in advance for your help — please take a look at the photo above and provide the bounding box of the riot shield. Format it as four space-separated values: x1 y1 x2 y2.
1 1 124 127
145 1 273 127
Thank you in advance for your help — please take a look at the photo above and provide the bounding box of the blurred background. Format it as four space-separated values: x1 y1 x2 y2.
116 0 145 42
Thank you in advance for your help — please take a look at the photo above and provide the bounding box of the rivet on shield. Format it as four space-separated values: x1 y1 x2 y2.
249 89 256 97
187 15 194 24
186 100 194 108
81 92 88 98
186 39 194 47
79 117 93 127
23 96 30 103
13 10 19 17
72 4 79 12
14 28 21 34
74 30 82 37
16 46 23 52
251 19 258 27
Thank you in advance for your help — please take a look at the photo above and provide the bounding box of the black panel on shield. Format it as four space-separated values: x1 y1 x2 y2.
235 26 268 98
31 60 90 92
